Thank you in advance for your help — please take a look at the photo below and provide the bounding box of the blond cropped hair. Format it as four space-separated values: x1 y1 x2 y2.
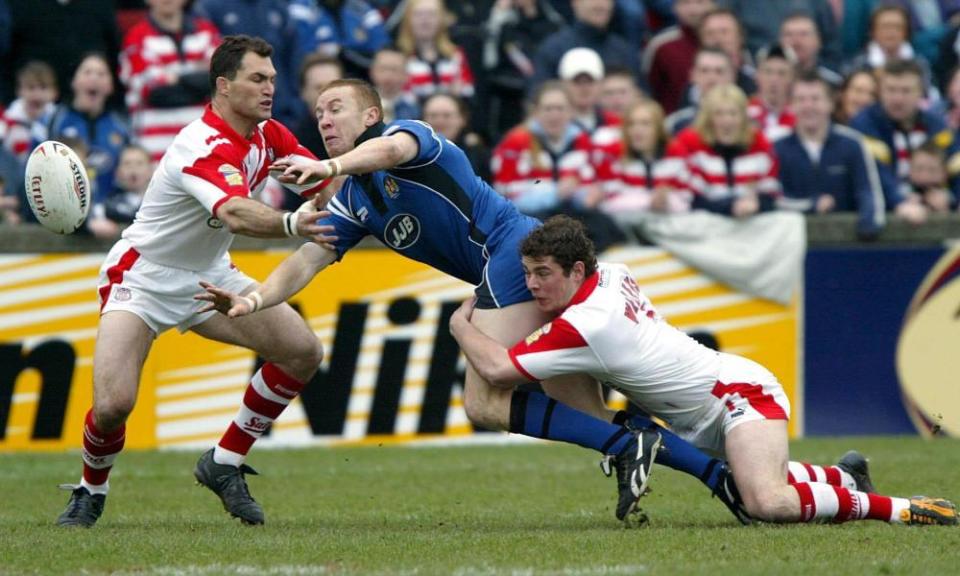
693 84 754 147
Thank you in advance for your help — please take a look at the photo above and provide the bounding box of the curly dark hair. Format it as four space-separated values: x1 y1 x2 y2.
520 216 597 277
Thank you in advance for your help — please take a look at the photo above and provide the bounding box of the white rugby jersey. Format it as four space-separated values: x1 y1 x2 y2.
122 105 326 271
508 262 722 423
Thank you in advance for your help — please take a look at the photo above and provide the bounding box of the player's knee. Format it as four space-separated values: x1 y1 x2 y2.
93 395 135 432
275 334 324 378
741 490 789 522
462 392 498 429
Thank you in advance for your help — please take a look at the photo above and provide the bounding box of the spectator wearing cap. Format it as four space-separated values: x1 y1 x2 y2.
748 44 797 143
288 0 389 79
850 59 957 224
641 0 715 114
718 0 842 72
530 0 640 92
775 72 885 239
779 12 843 88
665 47 735 135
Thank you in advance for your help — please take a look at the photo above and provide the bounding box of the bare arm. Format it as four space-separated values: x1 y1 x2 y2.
270 131 420 184
216 196 335 242
448 299 529 388
197 242 338 317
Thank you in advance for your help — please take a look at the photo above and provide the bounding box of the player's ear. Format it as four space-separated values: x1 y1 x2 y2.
215 76 229 98
572 261 586 281
363 105 382 127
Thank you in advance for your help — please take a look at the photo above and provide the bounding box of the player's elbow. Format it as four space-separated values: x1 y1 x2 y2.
216 198 253 235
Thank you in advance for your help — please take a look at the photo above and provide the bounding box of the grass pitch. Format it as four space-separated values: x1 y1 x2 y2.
1 436 958 575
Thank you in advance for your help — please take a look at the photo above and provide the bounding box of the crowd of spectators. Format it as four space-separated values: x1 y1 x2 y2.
2 0 960 243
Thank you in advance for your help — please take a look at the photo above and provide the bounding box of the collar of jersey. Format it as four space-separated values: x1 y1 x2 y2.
202 105 255 150
354 121 386 149
563 271 600 311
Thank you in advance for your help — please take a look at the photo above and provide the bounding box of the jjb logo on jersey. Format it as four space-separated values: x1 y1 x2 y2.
385 213 420 250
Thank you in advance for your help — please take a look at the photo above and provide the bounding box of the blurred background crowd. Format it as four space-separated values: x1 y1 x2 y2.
2 0 960 245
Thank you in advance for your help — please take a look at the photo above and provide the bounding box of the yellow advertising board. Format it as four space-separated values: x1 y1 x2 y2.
0 246 799 452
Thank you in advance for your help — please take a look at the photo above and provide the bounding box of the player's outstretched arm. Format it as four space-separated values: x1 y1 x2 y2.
217 197 338 244
196 243 338 317
270 131 420 184
449 299 528 389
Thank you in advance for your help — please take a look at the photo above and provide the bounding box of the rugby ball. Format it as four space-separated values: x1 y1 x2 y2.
24 141 92 234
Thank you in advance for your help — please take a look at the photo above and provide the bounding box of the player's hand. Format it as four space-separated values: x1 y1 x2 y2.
449 298 477 336
924 188 952 212
195 281 254 317
270 157 336 185
815 194 836 214
732 194 759 218
895 197 927 225
293 209 339 249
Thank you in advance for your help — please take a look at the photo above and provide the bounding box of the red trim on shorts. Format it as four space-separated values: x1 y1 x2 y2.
711 380 788 420
98 247 140 311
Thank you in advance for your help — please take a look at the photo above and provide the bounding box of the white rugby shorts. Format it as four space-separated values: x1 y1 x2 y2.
97 239 257 334
674 352 791 457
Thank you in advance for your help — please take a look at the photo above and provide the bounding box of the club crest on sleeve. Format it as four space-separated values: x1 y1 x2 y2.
384 176 400 198
218 164 244 186
525 322 552 345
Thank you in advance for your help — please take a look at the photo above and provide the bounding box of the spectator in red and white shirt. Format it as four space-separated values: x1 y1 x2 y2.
396 0 474 102
120 0 221 162
492 81 595 215
666 83 780 218
2 61 58 161
747 44 796 143
492 80 626 250
598 99 690 217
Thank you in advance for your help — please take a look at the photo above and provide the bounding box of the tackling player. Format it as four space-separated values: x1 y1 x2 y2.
56 36 336 528
199 79 760 524
450 215 958 526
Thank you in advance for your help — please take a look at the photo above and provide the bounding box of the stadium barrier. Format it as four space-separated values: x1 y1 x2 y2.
1 214 957 451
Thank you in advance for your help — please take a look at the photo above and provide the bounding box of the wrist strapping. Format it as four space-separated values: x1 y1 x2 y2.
330 158 342 177
247 291 263 313
282 211 297 237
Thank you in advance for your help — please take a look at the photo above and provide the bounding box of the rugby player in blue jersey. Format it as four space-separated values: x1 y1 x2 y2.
198 79 753 523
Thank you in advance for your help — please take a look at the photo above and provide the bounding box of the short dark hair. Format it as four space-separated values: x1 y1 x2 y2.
520 215 597 277
299 53 343 90
792 70 833 98
209 35 273 95
318 79 384 119
882 59 924 81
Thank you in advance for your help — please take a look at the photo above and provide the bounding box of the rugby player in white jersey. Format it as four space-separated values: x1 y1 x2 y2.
56 35 336 528
449 215 958 527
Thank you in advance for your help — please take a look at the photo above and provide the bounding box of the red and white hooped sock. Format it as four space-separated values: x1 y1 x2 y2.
787 461 857 490
213 363 306 467
80 409 126 495
792 482 910 523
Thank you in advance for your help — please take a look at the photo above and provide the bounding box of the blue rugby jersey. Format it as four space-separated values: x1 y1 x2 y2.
320 120 537 286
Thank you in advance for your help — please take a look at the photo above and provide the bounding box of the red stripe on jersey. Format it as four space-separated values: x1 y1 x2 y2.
98 247 141 311
710 380 788 420
566 272 600 308
512 317 588 354
508 350 539 382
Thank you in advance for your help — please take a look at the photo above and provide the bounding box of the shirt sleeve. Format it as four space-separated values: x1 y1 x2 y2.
383 120 444 169
181 146 250 217
318 185 370 260
507 317 602 382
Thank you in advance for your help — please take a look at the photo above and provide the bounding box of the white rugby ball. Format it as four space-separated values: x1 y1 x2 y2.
24 141 92 234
